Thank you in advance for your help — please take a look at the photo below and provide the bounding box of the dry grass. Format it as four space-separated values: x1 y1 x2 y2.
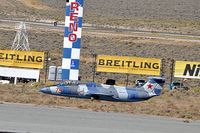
18 0 51 10
0 83 200 120
1 23 200 84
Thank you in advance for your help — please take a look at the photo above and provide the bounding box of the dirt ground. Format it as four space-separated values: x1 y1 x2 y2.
1 22 200 84
0 83 200 121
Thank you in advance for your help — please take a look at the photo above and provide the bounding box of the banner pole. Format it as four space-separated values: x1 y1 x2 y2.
45 51 49 83
170 59 175 84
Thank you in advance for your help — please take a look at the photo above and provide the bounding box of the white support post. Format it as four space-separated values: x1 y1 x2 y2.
14 77 17 84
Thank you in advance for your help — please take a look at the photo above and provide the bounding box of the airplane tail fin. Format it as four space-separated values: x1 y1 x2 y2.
143 77 165 97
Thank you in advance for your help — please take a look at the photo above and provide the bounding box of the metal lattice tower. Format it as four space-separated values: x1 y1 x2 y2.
11 22 30 51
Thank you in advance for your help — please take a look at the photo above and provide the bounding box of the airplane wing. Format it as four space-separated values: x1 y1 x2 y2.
88 91 114 96
87 87 114 97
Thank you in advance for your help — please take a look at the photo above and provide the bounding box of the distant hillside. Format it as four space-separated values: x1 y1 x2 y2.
0 0 200 34
42 0 200 20
0 0 63 21
87 0 200 20
1 0 200 20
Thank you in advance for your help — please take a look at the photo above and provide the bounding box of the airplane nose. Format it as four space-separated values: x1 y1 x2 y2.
40 87 51 94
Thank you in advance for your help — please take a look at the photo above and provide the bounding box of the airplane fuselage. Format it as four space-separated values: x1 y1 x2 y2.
40 77 165 102
41 83 151 102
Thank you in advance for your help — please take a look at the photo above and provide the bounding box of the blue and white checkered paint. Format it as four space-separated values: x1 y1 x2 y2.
62 0 84 81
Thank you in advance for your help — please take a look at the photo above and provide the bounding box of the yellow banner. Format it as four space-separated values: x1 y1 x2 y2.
175 61 200 79
0 50 45 69
96 55 161 75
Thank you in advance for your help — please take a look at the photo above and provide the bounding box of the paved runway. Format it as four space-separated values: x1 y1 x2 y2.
0 103 200 133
